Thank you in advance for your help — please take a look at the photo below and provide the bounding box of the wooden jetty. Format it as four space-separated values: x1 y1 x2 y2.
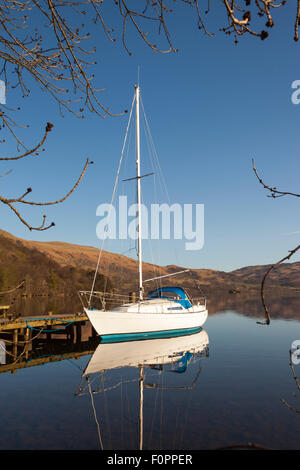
0 305 10 318
0 348 95 375
0 311 91 361
0 312 89 332
0 311 98 375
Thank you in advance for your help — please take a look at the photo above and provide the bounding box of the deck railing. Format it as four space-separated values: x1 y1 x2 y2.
79 291 207 311
190 297 207 308
79 290 137 310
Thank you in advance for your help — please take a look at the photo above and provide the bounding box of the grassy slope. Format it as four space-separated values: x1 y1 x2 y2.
0 229 299 297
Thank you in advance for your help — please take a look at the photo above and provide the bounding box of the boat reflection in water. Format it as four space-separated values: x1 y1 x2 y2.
76 329 209 450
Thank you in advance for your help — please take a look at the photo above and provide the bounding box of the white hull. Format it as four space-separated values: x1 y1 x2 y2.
84 300 208 338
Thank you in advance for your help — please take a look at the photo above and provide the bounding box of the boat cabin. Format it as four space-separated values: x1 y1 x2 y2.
148 287 192 309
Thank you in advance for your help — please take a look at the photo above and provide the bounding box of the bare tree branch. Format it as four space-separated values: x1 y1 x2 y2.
257 244 300 325
252 159 300 199
280 348 300 414
0 279 25 295
0 2 298 231
252 158 300 324
0 157 93 231
0 122 53 161
0 169 12 178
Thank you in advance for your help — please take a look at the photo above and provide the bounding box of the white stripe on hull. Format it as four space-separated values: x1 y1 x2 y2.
84 307 208 336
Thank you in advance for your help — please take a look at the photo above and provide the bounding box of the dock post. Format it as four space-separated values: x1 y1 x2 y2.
25 328 30 360
129 292 136 303
25 328 30 342
13 329 18 358
76 324 81 343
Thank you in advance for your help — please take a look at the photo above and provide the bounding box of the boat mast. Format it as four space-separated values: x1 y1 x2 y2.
135 85 143 301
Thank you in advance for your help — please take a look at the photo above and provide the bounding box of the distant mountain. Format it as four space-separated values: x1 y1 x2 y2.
0 229 299 298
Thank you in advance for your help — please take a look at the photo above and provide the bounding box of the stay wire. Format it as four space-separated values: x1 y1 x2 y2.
89 94 136 305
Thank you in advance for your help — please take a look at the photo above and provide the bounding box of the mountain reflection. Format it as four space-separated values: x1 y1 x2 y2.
207 293 300 321
2 292 300 321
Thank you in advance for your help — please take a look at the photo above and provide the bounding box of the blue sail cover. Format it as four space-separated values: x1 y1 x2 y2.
148 286 192 309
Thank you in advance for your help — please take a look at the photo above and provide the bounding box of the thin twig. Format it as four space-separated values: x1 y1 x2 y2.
252 158 300 199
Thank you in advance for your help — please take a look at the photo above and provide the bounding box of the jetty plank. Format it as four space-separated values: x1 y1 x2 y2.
0 313 89 331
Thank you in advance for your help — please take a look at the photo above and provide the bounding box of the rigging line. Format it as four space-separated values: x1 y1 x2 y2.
87 376 104 450
103 121 134 297
78 290 85 309
121 121 136 270
160 369 164 449
140 94 171 204
178 368 197 449
145 141 163 289
140 99 166 223
139 176 162 293
140 94 182 270
65 358 84 372
140 98 163 289
140 95 180 279
148 368 162 449
89 94 136 306
173 397 181 448
100 371 113 448
119 125 132 286
120 374 124 449
93 97 135 300
151 174 162 291
140 197 161 293
124 372 135 449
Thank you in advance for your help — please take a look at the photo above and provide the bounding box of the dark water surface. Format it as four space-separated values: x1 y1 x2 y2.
0 295 299 450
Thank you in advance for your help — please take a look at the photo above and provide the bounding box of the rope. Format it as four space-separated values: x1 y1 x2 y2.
0 325 47 365
24 311 86 333
0 324 47 345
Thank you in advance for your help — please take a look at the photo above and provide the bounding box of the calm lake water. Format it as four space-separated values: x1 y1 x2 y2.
0 294 299 450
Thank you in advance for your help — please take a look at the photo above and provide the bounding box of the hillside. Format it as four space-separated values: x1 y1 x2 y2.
0 229 299 297
0 230 112 297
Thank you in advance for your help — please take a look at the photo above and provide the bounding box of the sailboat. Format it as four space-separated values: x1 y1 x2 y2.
82 85 208 341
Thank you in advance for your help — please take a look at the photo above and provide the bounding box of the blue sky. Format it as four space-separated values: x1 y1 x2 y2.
1 2 300 272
